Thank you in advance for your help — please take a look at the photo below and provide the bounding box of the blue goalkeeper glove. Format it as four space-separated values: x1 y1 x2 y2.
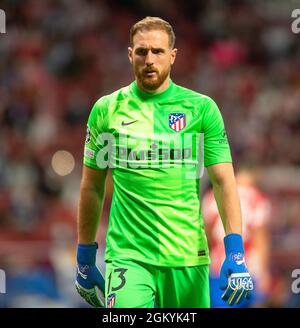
219 233 254 306
75 242 105 307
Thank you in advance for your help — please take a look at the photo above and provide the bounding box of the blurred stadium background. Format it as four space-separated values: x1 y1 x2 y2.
0 0 300 307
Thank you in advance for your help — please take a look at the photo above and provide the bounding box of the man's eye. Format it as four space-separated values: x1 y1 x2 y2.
136 49 147 56
152 49 163 54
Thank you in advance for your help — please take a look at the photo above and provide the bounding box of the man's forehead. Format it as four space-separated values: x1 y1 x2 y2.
133 29 169 48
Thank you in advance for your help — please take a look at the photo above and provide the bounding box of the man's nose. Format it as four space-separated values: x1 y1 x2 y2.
145 51 154 65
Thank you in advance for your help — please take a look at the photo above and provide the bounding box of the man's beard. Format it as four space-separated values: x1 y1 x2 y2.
135 65 170 92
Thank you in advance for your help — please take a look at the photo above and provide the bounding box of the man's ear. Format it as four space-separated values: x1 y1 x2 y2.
171 48 177 65
128 47 133 64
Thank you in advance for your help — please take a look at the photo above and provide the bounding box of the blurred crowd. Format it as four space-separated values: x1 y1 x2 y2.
0 0 299 307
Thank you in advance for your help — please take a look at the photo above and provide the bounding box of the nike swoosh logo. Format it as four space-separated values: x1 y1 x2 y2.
121 120 138 126
77 266 87 280
236 259 245 265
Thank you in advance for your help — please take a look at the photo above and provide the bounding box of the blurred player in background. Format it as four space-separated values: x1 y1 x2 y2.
75 16 253 308
202 167 272 307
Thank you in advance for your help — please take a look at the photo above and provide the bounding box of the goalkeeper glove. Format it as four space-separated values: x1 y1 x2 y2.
219 233 253 306
75 242 105 307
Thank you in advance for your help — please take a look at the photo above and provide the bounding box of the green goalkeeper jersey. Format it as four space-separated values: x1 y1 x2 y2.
83 80 232 267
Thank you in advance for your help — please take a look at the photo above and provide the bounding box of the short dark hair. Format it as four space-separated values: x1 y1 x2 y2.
130 16 176 48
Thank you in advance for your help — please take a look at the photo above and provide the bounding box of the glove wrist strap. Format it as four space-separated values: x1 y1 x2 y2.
224 233 244 255
77 242 98 264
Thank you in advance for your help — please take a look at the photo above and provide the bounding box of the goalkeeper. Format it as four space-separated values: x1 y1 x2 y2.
75 16 253 308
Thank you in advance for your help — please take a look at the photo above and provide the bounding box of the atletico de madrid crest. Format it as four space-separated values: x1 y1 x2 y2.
169 113 186 132
107 293 116 308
